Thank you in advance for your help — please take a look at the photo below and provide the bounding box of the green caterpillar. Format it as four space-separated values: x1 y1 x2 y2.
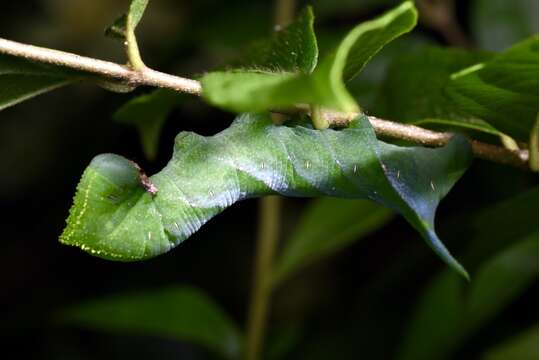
61 113 472 277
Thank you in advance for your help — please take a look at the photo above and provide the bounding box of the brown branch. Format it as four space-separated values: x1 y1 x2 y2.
0 37 530 169
322 110 529 169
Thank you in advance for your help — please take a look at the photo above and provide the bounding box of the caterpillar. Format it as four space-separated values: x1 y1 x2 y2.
60 113 472 277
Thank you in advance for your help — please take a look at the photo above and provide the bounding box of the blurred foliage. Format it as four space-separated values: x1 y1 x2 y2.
397 187 539 360
61 286 243 359
472 0 539 51
484 322 539 360
273 198 393 285
114 89 185 159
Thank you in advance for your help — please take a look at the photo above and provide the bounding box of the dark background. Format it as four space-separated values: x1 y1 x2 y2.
1 0 538 359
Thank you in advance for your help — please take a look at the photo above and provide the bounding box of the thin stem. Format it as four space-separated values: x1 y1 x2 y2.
244 3 295 360
275 0 295 28
125 14 146 70
316 110 529 169
310 104 329 130
0 37 201 94
0 36 530 169
245 196 282 360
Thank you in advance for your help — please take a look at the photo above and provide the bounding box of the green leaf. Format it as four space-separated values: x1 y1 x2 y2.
61 286 242 359
411 118 503 137
60 113 472 277
397 187 539 360
105 0 148 69
309 0 418 112
201 71 308 113
446 36 539 141
265 324 303 360
0 54 72 111
105 0 150 40
229 6 318 73
202 1 417 114
347 33 432 110
466 232 539 332
312 0 399 17
114 89 184 160
397 271 464 360
483 323 539 360
273 198 394 285
375 47 495 134
334 1 417 82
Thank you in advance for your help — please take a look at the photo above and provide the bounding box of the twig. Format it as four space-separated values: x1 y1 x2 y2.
322 110 529 169
0 37 201 94
244 3 293 359
0 37 530 169
245 196 281 360
274 0 296 28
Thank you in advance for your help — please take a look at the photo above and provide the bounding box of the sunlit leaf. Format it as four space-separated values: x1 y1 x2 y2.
61 286 242 359
202 1 417 113
60 113 472 277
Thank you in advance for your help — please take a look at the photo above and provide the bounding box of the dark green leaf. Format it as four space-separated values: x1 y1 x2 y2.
397 271 464 360
312 0 399 18
273 198 393 285
61 286 242 359
347 33 431 110
114 89 184 160
375 47 494 134
202 1 417 114
0 54 72 111
397 187 539 360
265 324 303 360
106 0 149 40
466 232 539 331
411 118 503 136
60 113 472 277
229 6 318 73
446 36 539 140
